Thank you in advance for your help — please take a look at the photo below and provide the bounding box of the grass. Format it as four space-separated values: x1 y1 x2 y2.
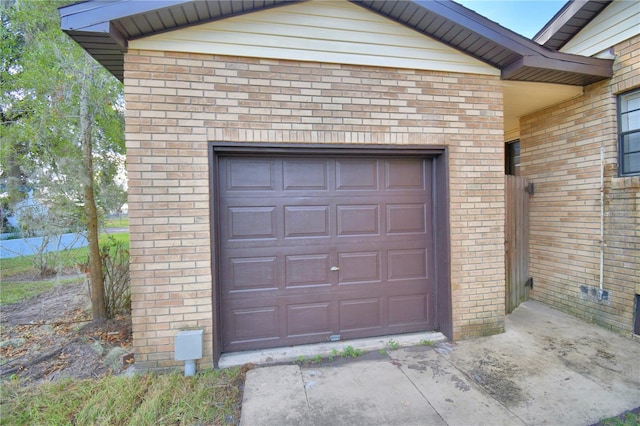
0 368 245 426
598 410 640 426
73 233 130 263
0 233 129 304
105 218 129 229
0 255 33 279
0 277 82 305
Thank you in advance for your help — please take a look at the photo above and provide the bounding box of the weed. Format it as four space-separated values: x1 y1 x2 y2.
312 355 323 364
420 339 434 346
387 339 400 351
340 346 363 358
297 355 306 364
379 349 387 356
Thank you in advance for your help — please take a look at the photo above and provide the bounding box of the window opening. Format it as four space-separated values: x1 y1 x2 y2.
618 89 640 176
505 140 520 176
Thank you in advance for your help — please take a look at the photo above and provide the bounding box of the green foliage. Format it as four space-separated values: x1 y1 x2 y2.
1 0 126 230
69 232 129 266
386 339 400 351
420 339 435 346
99 235 131 317
0 369 244 426
339 346 364 358
295 354 324 366
599 411 640 426
0 232 129 281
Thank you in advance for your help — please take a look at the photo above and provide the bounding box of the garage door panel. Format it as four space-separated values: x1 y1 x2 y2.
283 159 329 190
335 159 379 190
225 158 276 191
388 249 428 280
337 252 381 284
386 203 427 234
339 298 382 332
336 205 380 236
285 254 332 288
227 206 277 240
284 206 330 238
385 159 427 190
388 294 429 326
228 256 278 292
286 302 332 338
226 305 280 345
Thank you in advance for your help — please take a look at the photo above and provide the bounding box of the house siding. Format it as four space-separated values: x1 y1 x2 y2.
521 34 640 336
560 0 640 58
129 0 499 77
124 50 506 370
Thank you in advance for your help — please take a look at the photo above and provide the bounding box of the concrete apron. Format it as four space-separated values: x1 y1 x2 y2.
240 301 640 426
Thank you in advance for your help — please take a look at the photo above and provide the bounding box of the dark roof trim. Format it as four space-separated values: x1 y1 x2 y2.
354 0 612 85
534 0 612 50
59 0 613 86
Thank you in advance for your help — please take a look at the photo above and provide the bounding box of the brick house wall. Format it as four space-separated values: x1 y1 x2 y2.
124 50 505 370
520 34 640 336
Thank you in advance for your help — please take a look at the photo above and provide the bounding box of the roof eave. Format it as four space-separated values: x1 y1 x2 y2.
353 0 613 85
533 0 612 50
59 0 614 86
502 55 613 86
63 23 127 81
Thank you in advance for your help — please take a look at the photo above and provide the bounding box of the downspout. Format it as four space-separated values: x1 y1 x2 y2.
599 146 605 298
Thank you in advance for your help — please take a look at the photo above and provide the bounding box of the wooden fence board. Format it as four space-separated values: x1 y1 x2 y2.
505 175 530 313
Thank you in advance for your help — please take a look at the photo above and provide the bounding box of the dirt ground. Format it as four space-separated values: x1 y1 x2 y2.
0 275 133 384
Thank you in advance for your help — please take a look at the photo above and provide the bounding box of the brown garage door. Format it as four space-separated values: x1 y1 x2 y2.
218 156 435 352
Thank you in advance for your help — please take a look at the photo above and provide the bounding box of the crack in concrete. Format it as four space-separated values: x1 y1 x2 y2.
393 357 448 425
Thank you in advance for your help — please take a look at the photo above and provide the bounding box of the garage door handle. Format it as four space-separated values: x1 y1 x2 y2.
330 266 340 271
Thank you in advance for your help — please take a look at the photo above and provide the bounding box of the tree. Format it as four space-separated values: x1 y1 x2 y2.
0 0 125 322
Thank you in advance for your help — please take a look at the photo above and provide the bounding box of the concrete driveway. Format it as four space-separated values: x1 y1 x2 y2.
240 301 640 425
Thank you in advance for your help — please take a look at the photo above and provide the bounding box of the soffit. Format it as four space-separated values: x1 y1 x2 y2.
502 81 583 139
534 0 612 50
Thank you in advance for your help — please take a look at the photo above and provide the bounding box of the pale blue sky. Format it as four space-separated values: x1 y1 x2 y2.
456 0 568 38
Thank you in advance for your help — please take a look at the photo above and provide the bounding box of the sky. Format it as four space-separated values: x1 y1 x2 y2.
456 0 568 39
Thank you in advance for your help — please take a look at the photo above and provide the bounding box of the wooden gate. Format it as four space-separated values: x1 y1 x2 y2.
505 175 532 313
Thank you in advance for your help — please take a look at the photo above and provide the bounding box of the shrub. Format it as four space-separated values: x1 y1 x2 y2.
100 236 130 318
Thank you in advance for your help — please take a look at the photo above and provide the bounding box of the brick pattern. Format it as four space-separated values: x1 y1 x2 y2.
124 51 505 370
520 35 640 336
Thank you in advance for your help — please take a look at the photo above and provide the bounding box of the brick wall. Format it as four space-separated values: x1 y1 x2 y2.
124 50 505 370
521 34 640 336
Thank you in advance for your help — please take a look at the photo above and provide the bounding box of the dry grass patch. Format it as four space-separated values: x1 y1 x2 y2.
1 367 246 426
